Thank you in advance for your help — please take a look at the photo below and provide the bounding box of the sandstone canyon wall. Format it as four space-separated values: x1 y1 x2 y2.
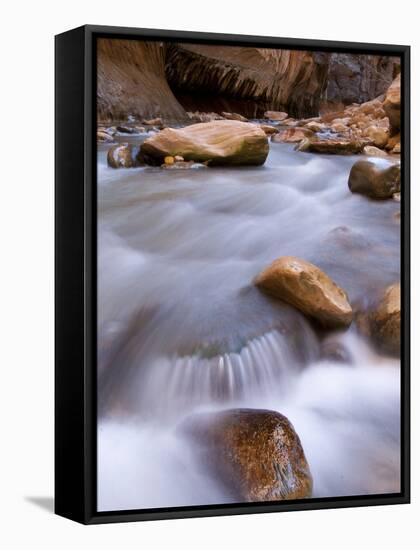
97 38 401 123
97 39 187 123
325 54 400 107
165 44 330 119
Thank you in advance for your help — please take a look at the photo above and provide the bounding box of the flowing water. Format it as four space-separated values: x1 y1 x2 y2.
97 134 401 511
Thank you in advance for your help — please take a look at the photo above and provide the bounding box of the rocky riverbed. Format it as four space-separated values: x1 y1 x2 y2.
97 70 401 508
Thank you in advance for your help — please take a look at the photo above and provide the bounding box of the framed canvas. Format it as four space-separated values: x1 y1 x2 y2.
55 25 410 524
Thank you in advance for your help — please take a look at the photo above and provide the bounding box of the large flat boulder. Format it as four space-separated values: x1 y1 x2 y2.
254 256 352 328
297 136 366 154
140 120 269 166
348 160 400 199
181 408 312 502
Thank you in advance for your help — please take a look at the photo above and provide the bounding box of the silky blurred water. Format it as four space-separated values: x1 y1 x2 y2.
97 136 401 511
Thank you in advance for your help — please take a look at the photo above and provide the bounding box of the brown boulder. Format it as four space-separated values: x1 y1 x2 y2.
297 137 365 155
140 120 269 166
182 409 313 502
221 112 248 122
363 145 389 158
107 143 141 168
383 75 401 132
254 256 352 328
271 127 314 143
264 110 288 121
348 160 400 199
259 124 279 135
357 283 400 356
97 131 114 143
363 126 389 148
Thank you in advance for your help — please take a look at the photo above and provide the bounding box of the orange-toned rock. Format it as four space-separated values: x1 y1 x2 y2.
141 120 269 166
259 124 279 135
182 409 313 502
297 137 365 155
348 160 400 199
254 256 352 328
363 126 389 148
221 111 248 122
383 74 401 132
356 283 400 356
271 127 314 143
264 110 288 121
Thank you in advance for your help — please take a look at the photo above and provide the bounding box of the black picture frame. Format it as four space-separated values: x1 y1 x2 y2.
55 24 410 525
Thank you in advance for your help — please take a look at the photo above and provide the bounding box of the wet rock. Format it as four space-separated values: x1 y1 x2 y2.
116 125 137 134
264 111 288 121
140 120 269 166
357 283 400 356
305 121 328 133
392 142 401 154
348 160 400 199
271 127 314 143
254 256 353 328
297 137 365 155
259 124 279 135
363 145 389 158
181 408 313 502
97 131 114 143
330 122 348 133
383 74 401 132
161 160 207 170
107 143 141 168
364 126 389 148
143 117 163 126
320 338 353 364
385 133 400 151
221 111 248 122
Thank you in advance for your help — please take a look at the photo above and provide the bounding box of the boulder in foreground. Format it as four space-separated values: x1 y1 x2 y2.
140 120 269 166
254 256 352 328
348 160 400 199
181 408 312 502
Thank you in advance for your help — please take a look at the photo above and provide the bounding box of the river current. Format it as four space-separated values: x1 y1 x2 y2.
97 134 401 511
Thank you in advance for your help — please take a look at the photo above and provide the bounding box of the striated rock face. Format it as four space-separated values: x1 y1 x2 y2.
181 408 313 502
97 38 187 123
325 54 400 107
140 120 269 166
165 44 330 119
254 256 352 328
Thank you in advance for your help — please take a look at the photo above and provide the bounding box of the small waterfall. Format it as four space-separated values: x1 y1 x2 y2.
134 329 316 421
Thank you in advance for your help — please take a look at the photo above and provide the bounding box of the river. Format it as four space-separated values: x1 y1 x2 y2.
96 133 401 511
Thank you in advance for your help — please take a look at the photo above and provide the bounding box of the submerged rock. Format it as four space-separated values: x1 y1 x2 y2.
254 256 352 328
271 127 314 143
348 160 400 199
181 408 313 502
107 143 142 168
140 120 269 166
320 338 353 364
356 283 400 356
